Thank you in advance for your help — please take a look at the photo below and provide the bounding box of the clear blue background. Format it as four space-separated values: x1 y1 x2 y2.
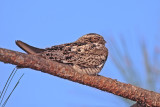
0 0 160 107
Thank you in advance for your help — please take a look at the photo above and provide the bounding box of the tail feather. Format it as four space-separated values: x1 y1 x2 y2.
16 40 45 54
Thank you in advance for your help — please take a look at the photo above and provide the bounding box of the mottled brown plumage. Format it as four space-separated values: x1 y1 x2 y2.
16 33 108 75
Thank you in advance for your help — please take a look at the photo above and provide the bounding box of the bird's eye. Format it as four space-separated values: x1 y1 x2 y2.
92 37 99 41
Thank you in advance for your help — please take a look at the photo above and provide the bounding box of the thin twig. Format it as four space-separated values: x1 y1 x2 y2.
2 74 24 107
0 68 16 99
0 68 17 105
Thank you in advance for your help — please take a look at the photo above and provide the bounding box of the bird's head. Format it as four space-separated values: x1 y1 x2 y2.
76 33 106 45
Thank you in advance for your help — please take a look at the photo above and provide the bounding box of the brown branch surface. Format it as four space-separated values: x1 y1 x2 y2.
0 48 160 106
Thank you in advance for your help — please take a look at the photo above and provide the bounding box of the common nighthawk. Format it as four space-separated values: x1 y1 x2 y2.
16 33 108 75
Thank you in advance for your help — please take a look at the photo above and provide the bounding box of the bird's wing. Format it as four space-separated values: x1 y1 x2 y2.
40 42 108 68
16 40 45 54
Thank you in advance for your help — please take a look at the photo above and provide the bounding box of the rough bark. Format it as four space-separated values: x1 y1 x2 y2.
131 103 145 107
0 48 160 107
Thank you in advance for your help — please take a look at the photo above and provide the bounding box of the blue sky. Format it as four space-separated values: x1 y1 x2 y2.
0 0 160 107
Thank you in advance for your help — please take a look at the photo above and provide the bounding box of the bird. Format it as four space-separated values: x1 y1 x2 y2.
16 33 108 75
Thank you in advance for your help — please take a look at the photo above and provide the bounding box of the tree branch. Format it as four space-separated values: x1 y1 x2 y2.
0 48 160 106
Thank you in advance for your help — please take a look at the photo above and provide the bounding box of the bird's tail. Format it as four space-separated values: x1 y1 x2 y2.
16 40 45 54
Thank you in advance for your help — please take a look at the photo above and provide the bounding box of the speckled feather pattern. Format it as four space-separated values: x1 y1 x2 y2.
16 33 108 75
